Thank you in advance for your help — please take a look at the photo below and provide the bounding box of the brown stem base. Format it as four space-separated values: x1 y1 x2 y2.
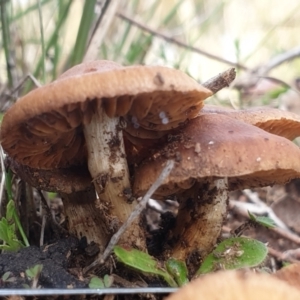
61 188 109 250
167 179 228 272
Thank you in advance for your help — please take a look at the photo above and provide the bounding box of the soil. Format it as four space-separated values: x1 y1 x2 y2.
0 236 85 289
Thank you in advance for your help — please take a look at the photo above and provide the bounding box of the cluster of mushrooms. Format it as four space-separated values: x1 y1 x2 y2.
2 60 300 273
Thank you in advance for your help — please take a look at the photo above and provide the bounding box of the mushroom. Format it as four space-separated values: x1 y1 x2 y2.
166 270 300 300
0 60 212 249
134 113 300 264
274 263 300 291
200 105 300 140
6 157 108 245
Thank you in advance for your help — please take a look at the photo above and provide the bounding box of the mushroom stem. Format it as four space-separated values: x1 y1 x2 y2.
83 109 145 248
61 188 109 248
168 178 228 270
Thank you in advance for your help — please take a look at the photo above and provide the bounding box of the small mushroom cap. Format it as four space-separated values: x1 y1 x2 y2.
1 60 212 169
200 105 300 140
166 271 300 300
134 114 300 196
274 263 300 291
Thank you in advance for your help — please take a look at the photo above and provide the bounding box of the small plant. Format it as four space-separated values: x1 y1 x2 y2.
0 271 16 286
89 275 113 289
0 199 29 252
0 167 29 252
165 258 189 286
114 236 268 286
248 211 276 229
114 246 179 287
25 264 43 288
197 237 268 275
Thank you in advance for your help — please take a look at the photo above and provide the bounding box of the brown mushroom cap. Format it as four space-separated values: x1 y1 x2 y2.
1 60 212 169
166 271 300 300
134 113 300 195
274 263 300 291
200 105 300 140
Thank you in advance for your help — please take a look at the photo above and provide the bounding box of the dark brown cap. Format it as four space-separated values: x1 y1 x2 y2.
134 113 300 195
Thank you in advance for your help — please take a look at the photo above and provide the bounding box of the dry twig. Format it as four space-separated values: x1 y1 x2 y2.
117 12 248 71
230 196 300 246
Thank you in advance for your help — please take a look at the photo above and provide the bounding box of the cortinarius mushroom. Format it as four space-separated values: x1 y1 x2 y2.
134 113 300 263
166 271 300 300
7 157 108 245
200 105 300 140
1 60 212 249
274 263 300 291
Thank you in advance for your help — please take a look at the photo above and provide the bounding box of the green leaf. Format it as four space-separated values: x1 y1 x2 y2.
47 192 57 200
89 276 105 289
166 258 189 286
197 237 268 275
248 211 276 228
69 0 97 66
0 217 22 251
6 199 15 222
2 271 12 281
5 169 13 202
103 274 113 288
0 239 23 252
26 264 43 279
0 218 10 243
114 246 177 287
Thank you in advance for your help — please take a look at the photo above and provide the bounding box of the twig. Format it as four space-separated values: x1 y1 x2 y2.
272 227 300 245
243 189 290 231
230 200 300 245
203 68 236 94
233 46 300 92
229 200 289 231
116 12 248 71
84 160 175 274
11 74 41 93
257 46 300 76
2 74 41 103
268 246 299 264
40 215 46 247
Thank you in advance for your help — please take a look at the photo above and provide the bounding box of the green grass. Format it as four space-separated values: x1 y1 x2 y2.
1 0 299 94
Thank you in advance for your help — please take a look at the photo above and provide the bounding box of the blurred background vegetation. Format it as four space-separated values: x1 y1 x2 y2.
1 0 300 110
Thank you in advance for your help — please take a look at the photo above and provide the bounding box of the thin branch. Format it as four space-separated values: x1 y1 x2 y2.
268 246 299 264
6 74 41 100
233 46 300 91
84 160 175 274
203 68 236 94
257 46 300 76
230 200 300 246
116 12 248 71
243 189 290 231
